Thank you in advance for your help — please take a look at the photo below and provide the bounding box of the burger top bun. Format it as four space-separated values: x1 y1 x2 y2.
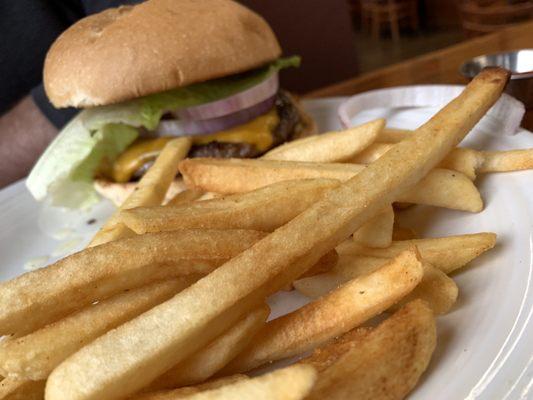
44 0 281 108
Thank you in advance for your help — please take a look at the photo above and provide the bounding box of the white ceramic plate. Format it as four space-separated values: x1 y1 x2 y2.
0 98 532 399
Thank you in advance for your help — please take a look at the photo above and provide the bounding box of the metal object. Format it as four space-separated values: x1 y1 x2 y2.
460 49 533 107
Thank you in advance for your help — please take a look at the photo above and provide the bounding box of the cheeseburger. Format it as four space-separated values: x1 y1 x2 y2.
27 0 316 208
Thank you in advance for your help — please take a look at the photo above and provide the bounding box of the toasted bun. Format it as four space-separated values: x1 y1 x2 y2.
44 0 281 108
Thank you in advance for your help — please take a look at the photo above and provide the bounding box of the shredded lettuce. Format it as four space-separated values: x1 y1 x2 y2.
26 57 300 209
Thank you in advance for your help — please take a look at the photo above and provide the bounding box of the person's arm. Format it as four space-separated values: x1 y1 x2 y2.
0 96 58 188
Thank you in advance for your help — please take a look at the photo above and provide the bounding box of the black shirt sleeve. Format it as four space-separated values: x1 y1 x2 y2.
0 0 84 115
31 84 78 129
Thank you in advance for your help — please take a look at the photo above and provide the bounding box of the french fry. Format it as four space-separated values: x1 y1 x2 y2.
478 148 533 173
295 258 458 315
0 278 196 380
90 137 191 247
94 178 188 207
394 263 458 314
304 300 436 400
440 147 533 177
348 142 393 164
197 192 220 201
0 229 265 335
350 143 482 179
45 69 507 400
89 223 137 250
147 305 269 390
294 256 393 299
167 189 204 206
223 250 423 374
133 375 249 400
146 365 315 400
121 179 338 234
337 232 497 274
392 225 418 240
352 206 394 248
180 159 483 212
0 376 45 400
376 127 413 143
437 147 482 179
261 119 384 162
179 158 355 194
352 144 533 180
398 168 482 211
299 250 339 279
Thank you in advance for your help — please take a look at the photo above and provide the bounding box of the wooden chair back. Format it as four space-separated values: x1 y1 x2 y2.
459 0 533 36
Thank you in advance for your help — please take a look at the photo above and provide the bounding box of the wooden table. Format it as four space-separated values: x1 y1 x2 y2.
306 20 533 130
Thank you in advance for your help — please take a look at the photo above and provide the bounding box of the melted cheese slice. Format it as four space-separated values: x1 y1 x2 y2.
111 109 279 183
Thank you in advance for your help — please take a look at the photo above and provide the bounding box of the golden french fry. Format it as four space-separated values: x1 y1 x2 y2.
88 224 137 249
392 225 418 240
45 69 507 400
376 127 413 143
165 364 316 400
122 138 191 208
295 258 457 315
0 279 196 380
0 229 264 336
223 250 423 374
299 250 339 279
293 256 391 299
94 178 188 208
348 142 393 164
351 143 482 179
180 158 482 212
337 232 497 274
133 375 249 400
304 300 436 400
262 119 384 162
352 206 394 248
197 192 220 201
352 144 533 180
478 148 533 173
147 305 269 390
437 147 482 179
399 168 482 211
393 201 414 209
394 263 458 314
121 179 338 234
0 376 45 400
179 158 356 194
90 137 191 247
280 250 339 292
167 189 204 206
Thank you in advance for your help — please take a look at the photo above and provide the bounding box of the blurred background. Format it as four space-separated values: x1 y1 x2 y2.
244 0 533 93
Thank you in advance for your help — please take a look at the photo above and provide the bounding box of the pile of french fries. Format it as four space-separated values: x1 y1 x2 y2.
1 68 533 400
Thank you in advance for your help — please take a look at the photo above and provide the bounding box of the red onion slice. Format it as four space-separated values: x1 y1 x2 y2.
156 95 276 137
175 73 279 120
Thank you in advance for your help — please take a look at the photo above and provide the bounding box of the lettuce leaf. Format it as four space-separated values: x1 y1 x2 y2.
26 57 300 209
27 117 138 209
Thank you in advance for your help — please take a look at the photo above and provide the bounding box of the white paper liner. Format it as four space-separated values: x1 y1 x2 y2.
338 85 525 136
